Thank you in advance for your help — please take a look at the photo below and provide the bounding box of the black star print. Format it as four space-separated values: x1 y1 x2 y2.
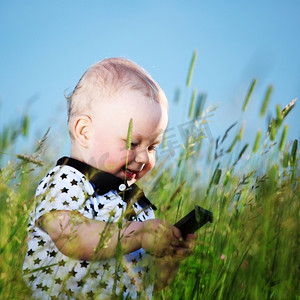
71 196 79 202
33 257 41 265
29 274 37 282
27 249 34 256
38 239 46 246
65 289 74 297
118 203 124 209
123 266 128 273
90 271 98 278
62 200 69 206
123 285 127 292
69 269 77 277
41 285 49 291
98 203 104 209
80 261 89 268
145 210 149 216
90 204 94 211
99 282 108 289
84 206 89 212
87 291 94 298
48 250 57 257
70 179 78 186
103 262 110 270
45 268 53 274
36 283 43 289
60 173 68 180
130 277 136 285
49 171 55 177
58 259 66 267
43 183 47 189
49 183 56 189
104 195 111 200
77 280 85 287
131 258 138 265
39 208 45 213
23 268 30 274
113 273 121 281
55 278 62 284
138 271 142 278
61 187 69 193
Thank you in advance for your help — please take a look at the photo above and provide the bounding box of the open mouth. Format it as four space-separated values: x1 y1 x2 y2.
122 167 137 180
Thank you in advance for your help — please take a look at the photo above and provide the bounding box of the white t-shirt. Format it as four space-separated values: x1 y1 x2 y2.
23 157 156 299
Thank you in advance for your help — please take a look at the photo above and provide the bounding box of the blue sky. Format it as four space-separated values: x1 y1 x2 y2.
0 0 299 158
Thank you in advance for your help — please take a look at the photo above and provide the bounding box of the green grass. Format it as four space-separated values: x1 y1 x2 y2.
0 57 299 299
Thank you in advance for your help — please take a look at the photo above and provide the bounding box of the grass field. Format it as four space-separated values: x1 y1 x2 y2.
0 55 299 299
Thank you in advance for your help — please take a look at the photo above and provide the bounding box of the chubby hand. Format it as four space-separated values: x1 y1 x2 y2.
170 233 197 262
141 219 182 257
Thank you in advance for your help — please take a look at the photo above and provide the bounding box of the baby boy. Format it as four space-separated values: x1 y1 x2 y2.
23 58 196 299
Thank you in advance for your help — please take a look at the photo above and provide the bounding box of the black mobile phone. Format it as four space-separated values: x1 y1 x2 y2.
174 206 213 237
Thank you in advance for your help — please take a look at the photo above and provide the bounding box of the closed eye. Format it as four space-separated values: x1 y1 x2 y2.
148 145 157 152
130 142 139 149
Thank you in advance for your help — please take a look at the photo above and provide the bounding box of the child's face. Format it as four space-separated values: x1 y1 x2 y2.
86 88 168 185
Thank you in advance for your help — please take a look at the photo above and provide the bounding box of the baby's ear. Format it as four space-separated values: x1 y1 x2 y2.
73 115 92 148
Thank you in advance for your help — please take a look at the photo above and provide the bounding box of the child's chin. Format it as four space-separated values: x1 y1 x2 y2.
127 178 138 186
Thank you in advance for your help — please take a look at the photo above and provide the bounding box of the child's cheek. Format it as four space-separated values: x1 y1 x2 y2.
143 159 155 175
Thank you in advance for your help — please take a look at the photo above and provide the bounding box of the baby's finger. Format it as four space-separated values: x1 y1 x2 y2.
172 226 182 240
173 247 193 258
185 233 198 240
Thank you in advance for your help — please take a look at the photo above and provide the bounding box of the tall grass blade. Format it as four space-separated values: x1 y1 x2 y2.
126 118 133 151
221 122 237 144
290 139 298 166
282 98 297 119
275 104 283 127
282 148 289 168
269 120 276 141
260 85 273 117
207 162 220 195
21 114 30 137
279 125 288 152
186 50 198 87
189 89 197 119
233 143 248 166
124 118 133 183
242 78 257 112
226 124 244 153
252 130 262 153
34 127 50 153
194 93 207 119
16 154 45 166
290 139 298 182
214 168 222 185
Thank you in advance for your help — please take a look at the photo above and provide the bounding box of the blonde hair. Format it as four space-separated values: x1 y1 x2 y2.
66 57 167 122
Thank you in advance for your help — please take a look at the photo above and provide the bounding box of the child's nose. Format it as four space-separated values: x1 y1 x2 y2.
135 149 150 164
